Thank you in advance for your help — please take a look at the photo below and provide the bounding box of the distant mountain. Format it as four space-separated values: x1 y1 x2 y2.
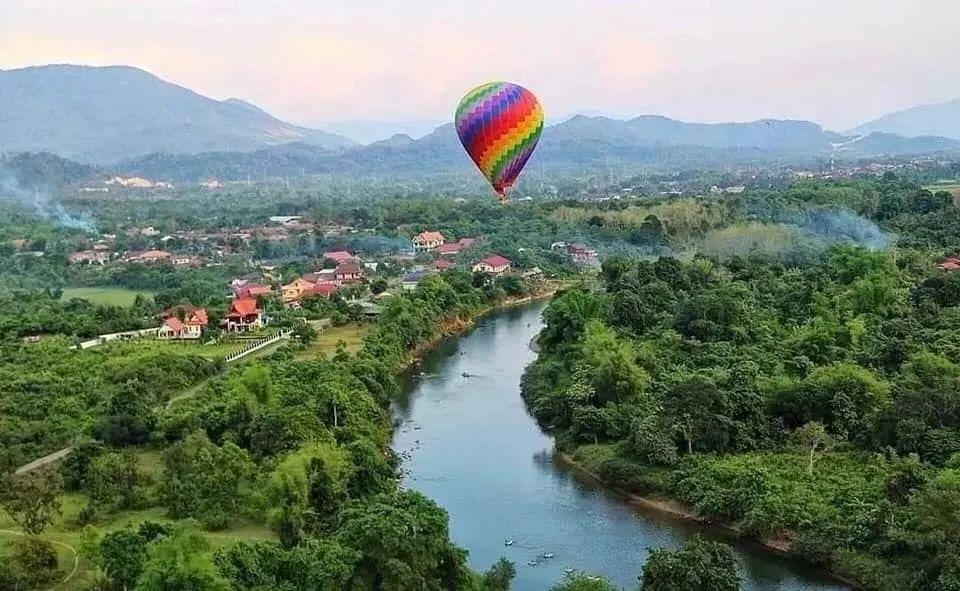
116 115 960 183
851 98 960 140
0 65 355 163
317 120 446 144
548 115 844 151
834 132 960 155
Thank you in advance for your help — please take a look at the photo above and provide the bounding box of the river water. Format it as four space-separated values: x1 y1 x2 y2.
392 302 847 591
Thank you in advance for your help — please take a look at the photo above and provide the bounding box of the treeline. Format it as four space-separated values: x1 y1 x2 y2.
522 247 960 590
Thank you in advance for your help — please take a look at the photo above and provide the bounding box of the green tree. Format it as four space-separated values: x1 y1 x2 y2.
87 450 142 511
549 572 617 591
101 528 148 590
641 536 740 591
790 422 835 476
0 466 63 535
137 526 228 591
482 558 516 591
160 431 254 529
335 490 473 590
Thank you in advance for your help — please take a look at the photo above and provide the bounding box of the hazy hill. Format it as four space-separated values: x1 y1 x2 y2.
851 98 960 140
117 116 960 182
0 65 355 163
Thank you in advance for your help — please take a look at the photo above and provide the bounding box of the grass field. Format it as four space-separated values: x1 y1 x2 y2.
61 287 156 307
0 447 275 590
296 322 370 360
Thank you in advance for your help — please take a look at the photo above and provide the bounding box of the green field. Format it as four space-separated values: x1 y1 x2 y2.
0 447 275 590
296 322 370 360
60 287 156 307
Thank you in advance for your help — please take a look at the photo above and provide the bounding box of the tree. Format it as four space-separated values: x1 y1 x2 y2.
790 422 835 476
5 536 59 588
482 558 516 591
371 277 389 294
335 491 473 590
641 536 740 591
549 572 617 591
137 526 228 591
0 465 62 535
87 450 142 511
240 364 273 407
101 528 149 590
160 431 254 529
266 442 350 547
215 539 359 591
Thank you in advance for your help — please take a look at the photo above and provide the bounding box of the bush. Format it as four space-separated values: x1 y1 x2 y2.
8 537 60 588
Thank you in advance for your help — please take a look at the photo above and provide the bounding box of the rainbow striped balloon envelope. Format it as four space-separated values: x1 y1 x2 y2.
455 81 543 202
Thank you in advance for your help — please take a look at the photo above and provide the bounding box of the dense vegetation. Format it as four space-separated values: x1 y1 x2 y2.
522 177 960 590
0 268 543 590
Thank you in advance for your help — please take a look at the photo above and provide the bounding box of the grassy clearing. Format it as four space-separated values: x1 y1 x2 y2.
0 448 275 590
60 287 155 307
296 322 370 360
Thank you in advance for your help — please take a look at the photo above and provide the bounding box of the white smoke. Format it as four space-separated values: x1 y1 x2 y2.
0 167 95 232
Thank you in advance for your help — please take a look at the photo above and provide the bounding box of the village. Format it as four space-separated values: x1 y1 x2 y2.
51 216 600 347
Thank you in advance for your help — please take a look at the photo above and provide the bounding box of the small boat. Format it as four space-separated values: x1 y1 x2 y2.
543 552 555 559
564 568 575 574
462 372 472 378
504 538 514 546
527 560 538 566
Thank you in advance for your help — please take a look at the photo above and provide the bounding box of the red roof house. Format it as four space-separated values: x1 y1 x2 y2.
472 255 512 275
334 262 365 284
311 282 339 298
234 283 273 298
412 231 445 252
157 306 207 340
222 298 264 332
432 258 456 271
323 250 356 264
939 257 960 271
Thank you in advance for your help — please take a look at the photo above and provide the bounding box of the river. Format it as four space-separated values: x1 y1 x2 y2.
391 302 848 591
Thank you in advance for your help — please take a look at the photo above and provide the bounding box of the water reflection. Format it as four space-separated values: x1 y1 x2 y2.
392 302 847 591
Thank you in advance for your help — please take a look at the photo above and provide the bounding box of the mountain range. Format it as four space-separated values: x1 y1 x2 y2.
0 65 355 163
2 65 960 180
851 98 960 140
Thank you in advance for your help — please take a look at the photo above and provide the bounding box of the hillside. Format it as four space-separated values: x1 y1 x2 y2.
0 65 355 163
851 97 960 140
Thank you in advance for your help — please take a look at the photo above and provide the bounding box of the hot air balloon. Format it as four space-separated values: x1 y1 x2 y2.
455 81 543 203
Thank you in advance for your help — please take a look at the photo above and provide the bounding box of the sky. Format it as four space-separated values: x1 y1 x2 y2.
2 0 959 132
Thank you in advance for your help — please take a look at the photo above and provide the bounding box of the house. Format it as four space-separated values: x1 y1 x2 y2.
222 298 263 332
435 237 477 257
124 250 172 264
323 250 357 264
158 306 208 340
282 278 319 304
432 258 456 271
311 282 339 298
566 243 599 266
472 255 512 275
68 250 110 265
171 255 203 267
303 270 337 284
938 257 960 271
234 283 273 299
334 262 365 284
402 269 432 290
523 267 544 279
412 231 445 252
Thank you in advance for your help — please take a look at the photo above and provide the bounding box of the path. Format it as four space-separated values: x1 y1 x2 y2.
0 529 79 590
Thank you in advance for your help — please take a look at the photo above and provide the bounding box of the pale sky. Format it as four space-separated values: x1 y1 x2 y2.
2 0 959 131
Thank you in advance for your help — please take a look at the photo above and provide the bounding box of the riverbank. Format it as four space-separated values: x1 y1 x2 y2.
554 451 864 590
400 284 559 370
